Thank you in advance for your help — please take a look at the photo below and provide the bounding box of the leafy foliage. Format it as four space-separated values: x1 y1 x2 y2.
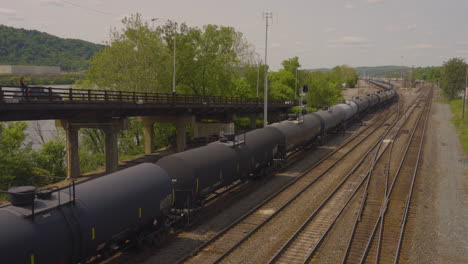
32 140 66 178
305 71 343 107
83 14 254 97
0 122 67 193
441 58 467 99
0 25 104 71
0 74 84 86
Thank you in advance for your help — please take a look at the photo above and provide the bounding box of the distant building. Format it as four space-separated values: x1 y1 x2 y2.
0 65 61 75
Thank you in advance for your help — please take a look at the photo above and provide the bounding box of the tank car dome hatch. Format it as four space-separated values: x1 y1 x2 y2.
36 186 58 200
7 186 36 206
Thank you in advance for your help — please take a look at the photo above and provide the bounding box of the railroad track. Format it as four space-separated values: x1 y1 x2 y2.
374 90 432 264
339 91 430 264
266 92 425 264
334 89 432 264
177 104 400 264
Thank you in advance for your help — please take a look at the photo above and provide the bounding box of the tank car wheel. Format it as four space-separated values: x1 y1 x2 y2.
145 233 161 246
135 232 146 248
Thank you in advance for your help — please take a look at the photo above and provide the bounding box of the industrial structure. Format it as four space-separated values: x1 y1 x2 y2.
0 65 61 75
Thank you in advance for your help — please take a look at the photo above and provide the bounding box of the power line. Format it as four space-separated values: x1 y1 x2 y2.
61 0 117 17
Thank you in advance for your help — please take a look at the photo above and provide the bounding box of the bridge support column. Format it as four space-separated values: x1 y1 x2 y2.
103 126 120 173
57 118 128 178
176 123 186 152
139 118 155 155
246 114 258 129
138 115 195 153
65 126 80 178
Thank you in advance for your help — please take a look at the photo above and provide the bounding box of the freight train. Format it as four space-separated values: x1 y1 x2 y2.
0 82 396 264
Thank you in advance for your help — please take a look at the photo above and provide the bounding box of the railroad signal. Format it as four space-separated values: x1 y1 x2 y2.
298 85 308 122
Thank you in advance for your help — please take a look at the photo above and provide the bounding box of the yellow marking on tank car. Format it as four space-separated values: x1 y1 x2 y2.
139 208 142 218
91 227 96 240
196 178 199 193
30 254 35 264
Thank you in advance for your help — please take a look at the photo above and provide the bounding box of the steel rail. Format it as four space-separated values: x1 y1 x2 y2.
340 94 419 264
375 94 404 264
392 89 432 264
176 105 398 264
268 96 410 264
357 92 431 264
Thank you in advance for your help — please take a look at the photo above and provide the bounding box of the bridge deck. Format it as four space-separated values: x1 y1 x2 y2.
0 86 295 121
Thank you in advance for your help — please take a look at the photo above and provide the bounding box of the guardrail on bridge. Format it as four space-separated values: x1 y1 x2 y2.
0 86 296 106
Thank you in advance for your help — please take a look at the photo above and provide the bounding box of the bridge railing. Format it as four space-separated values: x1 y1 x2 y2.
0 86 295 106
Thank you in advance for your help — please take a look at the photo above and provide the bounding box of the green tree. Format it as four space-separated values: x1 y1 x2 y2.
83 13 171 93
330 65 358 88
0 122 36 190
118 118 144 156
33 140 66 178
281 56 301 73
305 71 343 107
269 69 296 99
441 58 467 99
170 24 245 97
241 63 266 98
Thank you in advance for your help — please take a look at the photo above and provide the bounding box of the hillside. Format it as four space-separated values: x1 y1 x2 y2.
307 66 410 77
355 66 409 77
0 25 104 72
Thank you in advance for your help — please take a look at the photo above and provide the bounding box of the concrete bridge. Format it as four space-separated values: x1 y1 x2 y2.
0 86 295 178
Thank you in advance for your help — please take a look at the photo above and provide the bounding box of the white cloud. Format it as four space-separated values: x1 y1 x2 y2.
271 42 281 48
385 25 400 32
367 0 384 3
323 27 336 33
401 44 445 49
328 36 372 48
39 0 64 7
385 24 417 32
407 24 417 31
344 3 355 9
0 8 16 16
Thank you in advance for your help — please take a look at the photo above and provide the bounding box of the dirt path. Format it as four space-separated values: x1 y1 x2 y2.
406 87 468 263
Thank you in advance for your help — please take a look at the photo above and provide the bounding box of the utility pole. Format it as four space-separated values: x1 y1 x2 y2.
152 18 177 94
263 11 272 127
464 67 468 119
173 25 177 95
295 68 298 100
400 56 404 88
256 56 261 98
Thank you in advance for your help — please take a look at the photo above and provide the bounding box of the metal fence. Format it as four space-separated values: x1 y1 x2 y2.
0 86 296 106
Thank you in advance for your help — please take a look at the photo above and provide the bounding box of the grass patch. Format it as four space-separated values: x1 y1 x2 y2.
444 97 468 153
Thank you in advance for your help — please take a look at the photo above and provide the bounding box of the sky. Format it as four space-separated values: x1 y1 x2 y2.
1 0 467 70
